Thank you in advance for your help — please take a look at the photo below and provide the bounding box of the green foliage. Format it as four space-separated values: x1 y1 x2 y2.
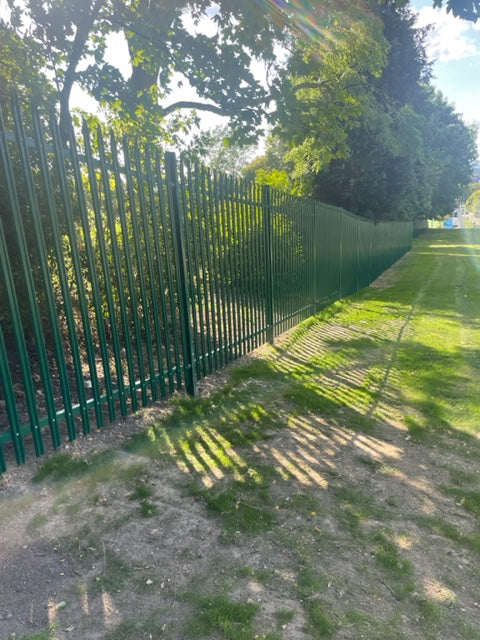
312 12 476 220
0 22 55 116
269 2 476 219
242 137 292 188
466 189 480 216
272 7 387 195
3 0 289 142
255 168 291 191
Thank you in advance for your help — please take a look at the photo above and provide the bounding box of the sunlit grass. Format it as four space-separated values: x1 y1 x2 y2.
384 231 480 441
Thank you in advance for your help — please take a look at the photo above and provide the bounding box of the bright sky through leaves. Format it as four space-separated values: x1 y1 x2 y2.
412 0 480 154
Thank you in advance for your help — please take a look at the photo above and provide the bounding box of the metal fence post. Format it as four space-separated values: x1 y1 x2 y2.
262 185 274 344
339 209 344 299
313 203 318 315
165 151 196 396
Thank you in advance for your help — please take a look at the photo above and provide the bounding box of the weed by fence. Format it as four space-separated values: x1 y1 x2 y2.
0 96 413 471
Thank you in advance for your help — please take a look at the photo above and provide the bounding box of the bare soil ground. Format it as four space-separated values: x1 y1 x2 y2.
1 234 480 640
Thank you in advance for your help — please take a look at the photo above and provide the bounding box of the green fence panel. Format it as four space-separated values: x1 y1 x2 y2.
165 152 196 396
82 122 120 421
153 149 183 392
315 204 342 304
0 98 414 471
357 216 373 290
64 117 109 430
40 112 90 440
340 210 360 298
270 191 314 336
371 222 388 281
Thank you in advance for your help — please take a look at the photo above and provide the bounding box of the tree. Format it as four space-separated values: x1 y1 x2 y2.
419 88 477 216
262 1 476 220
269 8 388 194
3 0 290 140
312 99 430 220
242 136 292 189
4 0 391 144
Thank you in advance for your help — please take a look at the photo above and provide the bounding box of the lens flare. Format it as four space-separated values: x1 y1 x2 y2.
256 0 377 45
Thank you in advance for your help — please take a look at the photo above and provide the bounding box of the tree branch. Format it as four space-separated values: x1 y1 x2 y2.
59 0 105 136
162 94 271 117
161 100 228 117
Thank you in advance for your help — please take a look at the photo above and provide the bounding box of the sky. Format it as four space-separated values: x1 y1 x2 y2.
411 0 480 152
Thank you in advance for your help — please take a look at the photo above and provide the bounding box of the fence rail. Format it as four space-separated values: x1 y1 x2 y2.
0 97 413 472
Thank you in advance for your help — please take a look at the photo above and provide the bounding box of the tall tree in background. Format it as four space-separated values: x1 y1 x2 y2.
310 2 434 219
258 1 476 220
311 3 476 219
182 125 257 176
269 5 388 192
1 0 476 220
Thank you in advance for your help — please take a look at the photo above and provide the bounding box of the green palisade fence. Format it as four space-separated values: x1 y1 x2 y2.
0 99 413 472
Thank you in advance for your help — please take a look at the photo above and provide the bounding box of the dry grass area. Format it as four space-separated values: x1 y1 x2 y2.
1 229 480 640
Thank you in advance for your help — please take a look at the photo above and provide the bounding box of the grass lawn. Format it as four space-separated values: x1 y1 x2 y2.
1 229 480 640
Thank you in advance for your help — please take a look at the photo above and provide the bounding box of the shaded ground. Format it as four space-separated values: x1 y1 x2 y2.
1 229 480 640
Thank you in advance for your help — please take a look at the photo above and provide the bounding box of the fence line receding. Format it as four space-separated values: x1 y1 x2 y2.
0 98 414 471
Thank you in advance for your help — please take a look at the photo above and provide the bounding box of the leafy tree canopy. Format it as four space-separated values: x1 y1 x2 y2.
270 6 388 187
2 0 287 140
2 0 386 143
253 1 477 220
0 20 56 116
